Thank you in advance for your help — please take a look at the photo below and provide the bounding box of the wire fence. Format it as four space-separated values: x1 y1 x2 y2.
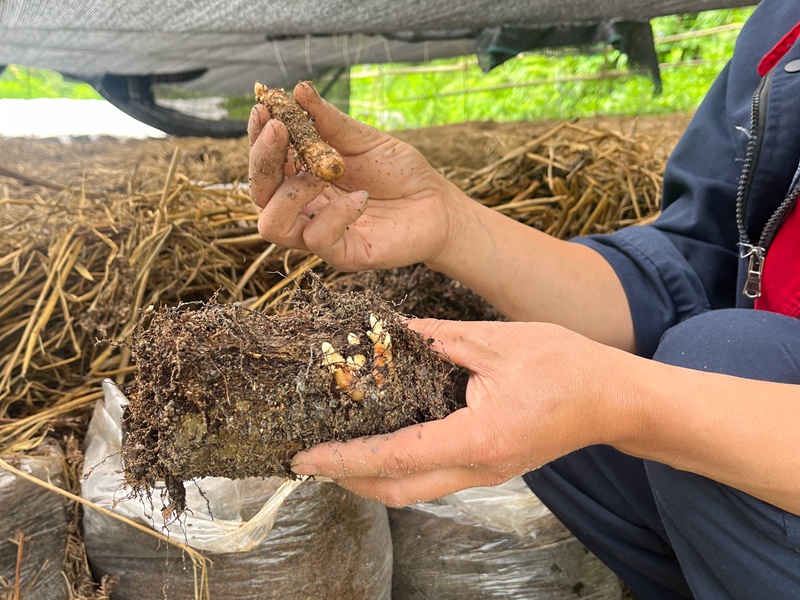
347 15 749 130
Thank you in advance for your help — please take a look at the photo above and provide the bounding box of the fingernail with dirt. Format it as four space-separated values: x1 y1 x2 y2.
262 120 279 145
248 106 261 133
291 462 319 476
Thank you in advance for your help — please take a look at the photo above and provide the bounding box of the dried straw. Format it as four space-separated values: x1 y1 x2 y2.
441 121 671 237
0 138 316 444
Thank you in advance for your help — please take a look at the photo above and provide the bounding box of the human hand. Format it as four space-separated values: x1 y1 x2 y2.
248 82 466 272
290 318 633 506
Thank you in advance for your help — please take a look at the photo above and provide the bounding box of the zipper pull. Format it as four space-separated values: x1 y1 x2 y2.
738 243 766 299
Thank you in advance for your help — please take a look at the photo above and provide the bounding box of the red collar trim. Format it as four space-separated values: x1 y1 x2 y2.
758 21 800 76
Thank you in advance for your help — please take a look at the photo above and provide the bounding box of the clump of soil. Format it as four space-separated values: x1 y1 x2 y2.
330 265 504 404
122 281 458 515
329 264 504 322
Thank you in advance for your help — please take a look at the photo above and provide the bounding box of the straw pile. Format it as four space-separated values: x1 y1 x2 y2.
0 138 314 451
0 115 685 597
441 120 669 236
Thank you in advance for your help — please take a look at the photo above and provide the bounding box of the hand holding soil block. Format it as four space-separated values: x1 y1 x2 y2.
122 283 459 515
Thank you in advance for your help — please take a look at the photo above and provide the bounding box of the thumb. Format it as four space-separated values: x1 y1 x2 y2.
407 318 490 373
293 81 384 155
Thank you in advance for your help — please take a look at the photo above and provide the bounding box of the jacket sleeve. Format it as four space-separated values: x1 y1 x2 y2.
574 227 719 358
572 35 761 357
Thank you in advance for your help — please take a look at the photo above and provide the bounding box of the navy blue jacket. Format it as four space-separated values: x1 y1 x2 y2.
577 0 800 357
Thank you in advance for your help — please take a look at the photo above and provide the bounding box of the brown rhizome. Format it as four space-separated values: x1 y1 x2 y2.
254 82 345 182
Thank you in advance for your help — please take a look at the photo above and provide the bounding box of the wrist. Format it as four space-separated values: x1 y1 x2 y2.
605 357 700 464
424 183 487 274
588 347 650 449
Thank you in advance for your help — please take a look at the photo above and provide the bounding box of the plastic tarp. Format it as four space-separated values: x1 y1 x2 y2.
0 0 754 95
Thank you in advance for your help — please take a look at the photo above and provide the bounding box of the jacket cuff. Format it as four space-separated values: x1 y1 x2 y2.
572 226 711 358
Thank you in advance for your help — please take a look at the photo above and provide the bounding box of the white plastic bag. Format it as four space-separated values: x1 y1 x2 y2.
441 476 552 536
81 380 301 553
390 477 622 599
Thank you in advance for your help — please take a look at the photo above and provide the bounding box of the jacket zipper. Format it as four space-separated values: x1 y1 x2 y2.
735 68 800 299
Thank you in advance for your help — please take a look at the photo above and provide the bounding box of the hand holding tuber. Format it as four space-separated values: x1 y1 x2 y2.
248 81 469 273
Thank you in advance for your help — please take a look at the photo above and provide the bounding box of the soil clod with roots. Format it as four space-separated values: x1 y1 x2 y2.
121 281 459 515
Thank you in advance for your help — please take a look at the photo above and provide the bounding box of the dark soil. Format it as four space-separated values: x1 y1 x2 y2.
329 264 504 322
122 281 459 515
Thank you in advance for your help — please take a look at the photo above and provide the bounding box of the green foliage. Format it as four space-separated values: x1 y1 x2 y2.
0 64 101 99
349 7 755 129
222 95 261 121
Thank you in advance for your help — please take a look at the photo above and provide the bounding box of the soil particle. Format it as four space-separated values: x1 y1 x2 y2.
122 280 459 514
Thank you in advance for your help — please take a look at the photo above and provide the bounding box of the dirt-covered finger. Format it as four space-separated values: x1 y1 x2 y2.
248 104 271 147
407 318 498 373
290 409 478 479
302 191 369 257
257 171 327 245
249 119 291 209
334 467 501 507
293 81 384 156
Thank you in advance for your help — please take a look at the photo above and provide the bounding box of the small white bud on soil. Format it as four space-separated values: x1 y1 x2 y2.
321 342 346 367
368 314 384 343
